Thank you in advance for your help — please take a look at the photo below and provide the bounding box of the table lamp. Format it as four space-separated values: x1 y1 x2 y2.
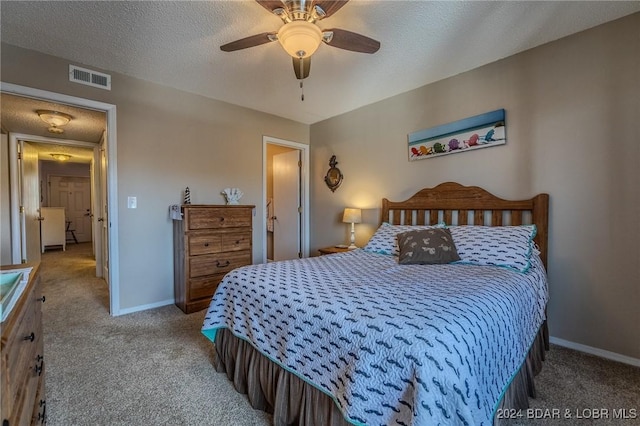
342 208 362 249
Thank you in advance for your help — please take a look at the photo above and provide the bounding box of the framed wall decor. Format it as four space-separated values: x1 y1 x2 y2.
408 109 506 161
324 155 343 192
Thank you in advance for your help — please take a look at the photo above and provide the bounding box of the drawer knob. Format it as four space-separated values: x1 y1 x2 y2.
38 295 46 303
37 401 46 421
204 243 209 247
23 332 35 342
216 260 230 268
38 399 46 422
219 217 225 222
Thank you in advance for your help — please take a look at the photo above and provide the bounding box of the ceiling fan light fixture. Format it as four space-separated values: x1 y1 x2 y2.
278 21 322 58
36 109 72 134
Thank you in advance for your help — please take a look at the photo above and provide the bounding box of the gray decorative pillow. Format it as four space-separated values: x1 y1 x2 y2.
397 228 461 265
363 223 443 256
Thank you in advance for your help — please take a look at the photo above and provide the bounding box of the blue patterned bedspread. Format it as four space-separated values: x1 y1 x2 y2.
202 249 548 426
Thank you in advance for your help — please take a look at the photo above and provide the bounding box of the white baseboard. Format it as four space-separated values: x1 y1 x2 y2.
115 299 175 316
550 336 640 367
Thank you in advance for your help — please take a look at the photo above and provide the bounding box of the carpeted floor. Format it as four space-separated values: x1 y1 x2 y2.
40 243 639 425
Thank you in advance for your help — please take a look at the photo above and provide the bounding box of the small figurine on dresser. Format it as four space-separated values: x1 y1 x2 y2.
222 187 243 205
184 187 191 205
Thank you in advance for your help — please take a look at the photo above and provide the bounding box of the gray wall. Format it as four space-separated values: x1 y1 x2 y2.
310 14 639 360
1 43 309 312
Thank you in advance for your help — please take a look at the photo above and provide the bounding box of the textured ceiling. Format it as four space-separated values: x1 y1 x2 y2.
1 1 639 125
1 93 103 163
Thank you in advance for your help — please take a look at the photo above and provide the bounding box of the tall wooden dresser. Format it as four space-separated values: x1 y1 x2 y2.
173 205 254 314
1 263 46 425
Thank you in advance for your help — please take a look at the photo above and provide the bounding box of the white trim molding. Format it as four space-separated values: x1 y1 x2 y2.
117 299 175 316
262 136 310 263
550 336 640 368
1 81 121 316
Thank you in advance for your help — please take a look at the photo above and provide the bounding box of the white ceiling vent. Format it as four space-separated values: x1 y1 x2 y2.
69 65 111 90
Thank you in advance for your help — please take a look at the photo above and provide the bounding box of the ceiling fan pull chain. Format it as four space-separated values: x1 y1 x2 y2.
298 56 305 101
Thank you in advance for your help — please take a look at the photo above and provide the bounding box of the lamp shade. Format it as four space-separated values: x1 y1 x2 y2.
342 208 362 224
278 21 322 58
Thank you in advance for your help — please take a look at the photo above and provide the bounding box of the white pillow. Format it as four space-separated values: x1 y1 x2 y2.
363 223 442 256
448 225 537 273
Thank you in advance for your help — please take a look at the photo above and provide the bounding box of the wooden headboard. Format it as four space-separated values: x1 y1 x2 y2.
381 182 549 268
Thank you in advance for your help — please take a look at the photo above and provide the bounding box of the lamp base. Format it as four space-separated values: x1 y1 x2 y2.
347 243 358 249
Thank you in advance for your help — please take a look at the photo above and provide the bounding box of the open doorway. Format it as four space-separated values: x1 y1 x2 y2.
1 82 120 315
263 136 309 262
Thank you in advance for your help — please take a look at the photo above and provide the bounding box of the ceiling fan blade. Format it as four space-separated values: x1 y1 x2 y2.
324 28 380 53
220 32 277 52
255 0 286 14
293 57 311 80
314 1 349 18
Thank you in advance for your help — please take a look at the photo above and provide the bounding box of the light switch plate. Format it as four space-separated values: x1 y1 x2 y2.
127 196 137 209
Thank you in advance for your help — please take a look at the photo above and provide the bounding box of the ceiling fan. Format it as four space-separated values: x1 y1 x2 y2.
220 0 380 83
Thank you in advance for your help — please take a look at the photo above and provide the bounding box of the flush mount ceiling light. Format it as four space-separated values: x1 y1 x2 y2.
50 153 72 161
36 110 72 134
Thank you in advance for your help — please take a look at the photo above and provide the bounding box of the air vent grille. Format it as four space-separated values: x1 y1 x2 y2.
69 65 111 90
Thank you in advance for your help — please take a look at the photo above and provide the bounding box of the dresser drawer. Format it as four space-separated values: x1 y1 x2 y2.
1 283 41 425
6 294 38 403
188 230 251 256
188 274 225 301
188 234 223 256
189 251 251 278
187 207 252 230
221 231 251 252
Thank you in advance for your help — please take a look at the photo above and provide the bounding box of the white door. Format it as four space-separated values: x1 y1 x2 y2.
19 141 41 263
49 176 92 242
100 140 109 283
273 150 301 261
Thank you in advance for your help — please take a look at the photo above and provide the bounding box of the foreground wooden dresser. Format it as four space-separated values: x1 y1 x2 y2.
173 205 254 314
1 263 46 425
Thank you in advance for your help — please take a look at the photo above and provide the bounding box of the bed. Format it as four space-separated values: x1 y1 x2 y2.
202 182 550 426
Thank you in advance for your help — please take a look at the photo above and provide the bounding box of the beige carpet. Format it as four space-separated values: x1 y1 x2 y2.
40 243 639 425
41 243 271 426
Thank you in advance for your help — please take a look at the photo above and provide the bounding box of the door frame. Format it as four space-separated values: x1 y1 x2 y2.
10 134 95 257
2 82 121 316
262 136 309 262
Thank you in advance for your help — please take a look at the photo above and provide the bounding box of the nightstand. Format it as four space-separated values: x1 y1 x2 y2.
318 246 353 255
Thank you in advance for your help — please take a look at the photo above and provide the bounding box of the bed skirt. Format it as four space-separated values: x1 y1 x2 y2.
213 321 549 426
